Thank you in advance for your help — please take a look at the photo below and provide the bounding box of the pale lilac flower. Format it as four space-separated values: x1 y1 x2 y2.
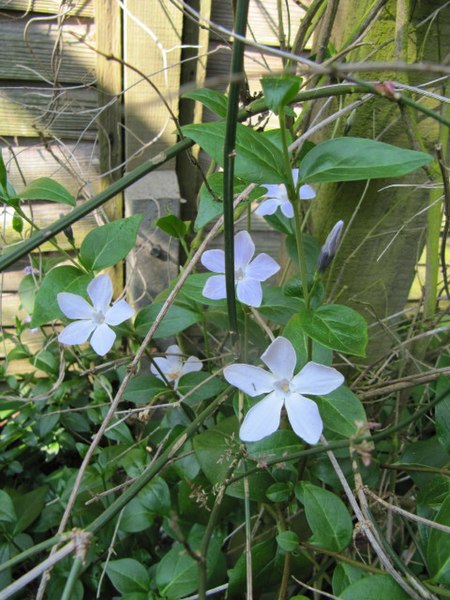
317 220 344 273
256 168 316 219
224 336 344 444
151 344 202 390
201 230 280 307
24 315 38 334
57 274 134 356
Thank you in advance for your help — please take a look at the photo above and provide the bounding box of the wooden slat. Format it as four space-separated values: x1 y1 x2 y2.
0 85 98 139
123 0 183 169
0 0 93 17
210 0 307 46
2 141 99 195
0 18 95 83
1 200 98 250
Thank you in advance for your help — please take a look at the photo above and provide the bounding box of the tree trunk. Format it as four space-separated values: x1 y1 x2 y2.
310 0 449 360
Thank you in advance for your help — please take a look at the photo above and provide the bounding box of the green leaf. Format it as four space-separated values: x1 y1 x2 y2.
12 212 23 234
296 482 353 551
299 137 432 183
276 530 299 552
261 75 301 113
106 558 150 594
340 574 410 599
79 214 143 271
156 214 189 239
298 304 368 357
123 375 167 404
283 314 333 368
266 482 292 503
426 492 450 584
182 87 228 117
435 355 450 453
31 350 59 375
30 266 91 327
315 385 366 439
258 287 304 325
181 121 287 184
193 416 272 501
156 544 197 599
19 177 75 206
0 148 7 190
332 563 366 596
228 539 284 596
18 273 36 314
121 477 170 533
12 486 48 534
397 437 449 488
176 371 228 404
0 490 16 523
135 303 200 338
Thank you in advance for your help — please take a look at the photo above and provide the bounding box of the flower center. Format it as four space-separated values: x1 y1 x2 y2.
274 378 291 394
166 370 180 381
93 310 106 325
235 267 246 281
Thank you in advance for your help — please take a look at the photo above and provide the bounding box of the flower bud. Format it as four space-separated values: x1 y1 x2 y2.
317 220 344 273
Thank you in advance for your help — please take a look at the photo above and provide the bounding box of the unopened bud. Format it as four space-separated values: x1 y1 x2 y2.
317 220 344 273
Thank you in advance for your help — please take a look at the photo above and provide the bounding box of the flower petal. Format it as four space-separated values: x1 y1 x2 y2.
57 292 94 320
234 230 255 270
202 275 226 300
180 355 203 376
246 253 280 281
255 198 280 216
292 168 299 187
105 299 134 325
263 184 283 200
165 344 184 369
299 184 316 200
261 336 297 379
236 278 263 307
239 391 284 442
151 356 173 379
201 249 225 273
291 361 344 395
90 323 116 356
88 274 113 313
58 320 96 346
285 394 322 444
280 200 294 218
224 364 275 396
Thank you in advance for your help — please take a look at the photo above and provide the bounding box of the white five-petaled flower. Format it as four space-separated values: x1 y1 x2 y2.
201 230 280 307
224 336 344 444
57 274 134 356
256 168 316 219
151 344 202 390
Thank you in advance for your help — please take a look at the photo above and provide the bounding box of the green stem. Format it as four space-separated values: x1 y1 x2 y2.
223 0 249 349
0 533 71 575
60 558 83 600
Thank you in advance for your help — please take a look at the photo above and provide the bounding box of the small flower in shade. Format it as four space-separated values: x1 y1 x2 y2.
224 336 344 444
256 168 316 219
57 274 134 356
151 344 202 390
201 230 280 308
317 220 344 273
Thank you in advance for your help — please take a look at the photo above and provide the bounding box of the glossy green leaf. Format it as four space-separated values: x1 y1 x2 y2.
12 212 23 234
156 214 189 239
193 416 272 501
30 266 91 327
397 437 449 488
283 314 333 368
0 490 16 523
123 375 167 404
340 574 409 599
106 559 150 594
298 304 368 357
12 486 48 534
156 544 197 599
0 148 7 190
31 350 59 375
426 492 450 584
296 482 353 551
18 177 76 206
300 137 432 183
261 75 301 113
183 87 228 117
315 385 366 439
228 539 284 596
332 563 366 596
276 530 299 552
135 303 200 338
182 121 287 184
266 482 292 503
79 214 143 271
435 356 450 453
176 371 228 404
258 286 304 325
